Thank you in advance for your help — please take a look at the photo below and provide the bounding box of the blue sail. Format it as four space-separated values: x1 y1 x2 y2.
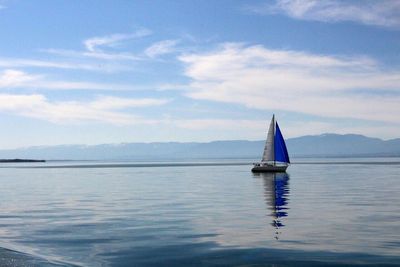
274 122 290 164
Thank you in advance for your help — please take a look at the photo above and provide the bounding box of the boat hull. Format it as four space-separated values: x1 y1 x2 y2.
251 164 288 172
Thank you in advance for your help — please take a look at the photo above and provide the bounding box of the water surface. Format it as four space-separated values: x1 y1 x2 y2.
0 158 399 266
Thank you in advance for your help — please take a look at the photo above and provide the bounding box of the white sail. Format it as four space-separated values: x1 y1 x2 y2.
262 115 275 162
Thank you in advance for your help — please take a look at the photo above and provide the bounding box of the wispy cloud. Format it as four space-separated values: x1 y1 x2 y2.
173 118 400 140
43 48 140 61
0 29 153 73
180 43 400 124
0 94 169 125
0 69 145 91
38 29 152 64
0 57 130 72
89 96 170 109
156 83 191 91
248 0 400 28
1 29 181 75
84 28 151 52
145 40 179 58
173 118 264 131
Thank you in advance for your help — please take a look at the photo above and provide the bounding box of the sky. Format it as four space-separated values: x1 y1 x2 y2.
0 0 399 148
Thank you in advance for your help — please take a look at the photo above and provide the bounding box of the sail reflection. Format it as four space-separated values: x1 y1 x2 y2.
254 172 290 240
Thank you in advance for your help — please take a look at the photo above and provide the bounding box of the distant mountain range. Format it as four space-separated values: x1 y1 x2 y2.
1 134 400 160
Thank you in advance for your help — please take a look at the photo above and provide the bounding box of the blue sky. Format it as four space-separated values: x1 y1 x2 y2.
0 0 399 148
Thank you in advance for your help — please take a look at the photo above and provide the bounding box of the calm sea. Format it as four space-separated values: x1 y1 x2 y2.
0 158 399 266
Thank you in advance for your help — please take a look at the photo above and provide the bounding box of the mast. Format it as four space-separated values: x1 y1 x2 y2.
273 114 276 166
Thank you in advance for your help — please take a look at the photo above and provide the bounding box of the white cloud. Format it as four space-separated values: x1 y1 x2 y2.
144 40 179 58
84 28 151 52
0 94 168 125
179 43 400 124
0 69 41 87
249 0 400 27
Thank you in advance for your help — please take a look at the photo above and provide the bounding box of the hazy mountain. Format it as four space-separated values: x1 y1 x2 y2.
286 134 400 156
1 134 400 160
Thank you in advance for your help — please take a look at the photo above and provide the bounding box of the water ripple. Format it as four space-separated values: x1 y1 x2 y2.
0 159 399 266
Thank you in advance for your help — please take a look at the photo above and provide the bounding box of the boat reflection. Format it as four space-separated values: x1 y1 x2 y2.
254 172 290 240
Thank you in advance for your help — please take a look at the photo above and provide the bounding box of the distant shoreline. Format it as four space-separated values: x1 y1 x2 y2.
0 159 46 163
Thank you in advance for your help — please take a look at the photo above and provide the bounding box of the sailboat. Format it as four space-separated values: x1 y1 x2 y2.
252 115 290 172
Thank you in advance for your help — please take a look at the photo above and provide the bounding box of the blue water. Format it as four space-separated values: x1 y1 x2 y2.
0 158 399 266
